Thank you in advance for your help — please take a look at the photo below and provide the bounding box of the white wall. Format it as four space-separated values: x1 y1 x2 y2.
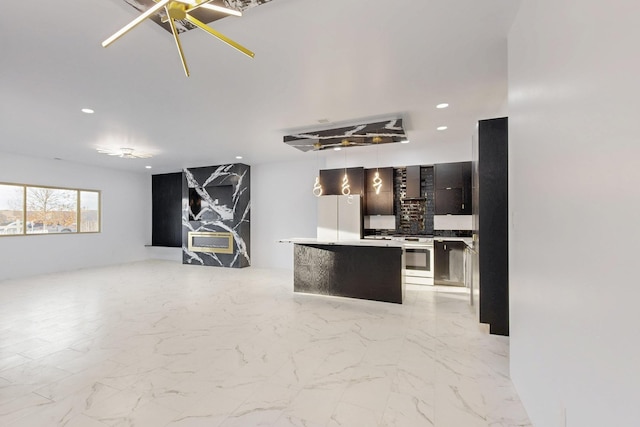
508 2 640 426
251 158 319 269
0 152 149 281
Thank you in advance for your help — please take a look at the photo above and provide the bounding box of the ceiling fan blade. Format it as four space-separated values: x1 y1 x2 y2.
185 14 254 58
166 12 190 77
102 0 172 48
181 0 242 16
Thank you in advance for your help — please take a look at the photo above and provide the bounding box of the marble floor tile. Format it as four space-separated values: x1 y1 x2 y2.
0 260 532 426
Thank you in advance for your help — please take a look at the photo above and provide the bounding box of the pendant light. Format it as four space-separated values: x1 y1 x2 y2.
341 145 351 196
372 137 383 194
313 143 323 197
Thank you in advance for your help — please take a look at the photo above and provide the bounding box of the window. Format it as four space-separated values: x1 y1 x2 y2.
0 184 24 235
0 182 100 236
80 191 100 233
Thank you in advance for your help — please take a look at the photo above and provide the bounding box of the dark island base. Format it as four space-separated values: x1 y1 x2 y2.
293 244 404 304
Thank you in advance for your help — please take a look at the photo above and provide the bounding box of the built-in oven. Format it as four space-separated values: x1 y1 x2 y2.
404 242 434 285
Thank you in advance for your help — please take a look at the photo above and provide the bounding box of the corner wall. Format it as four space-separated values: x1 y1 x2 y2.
508 1 640 426
0 152 149 281
251 158 319 270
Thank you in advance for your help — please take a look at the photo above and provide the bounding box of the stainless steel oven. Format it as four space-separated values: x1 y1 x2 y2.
404 242 434 285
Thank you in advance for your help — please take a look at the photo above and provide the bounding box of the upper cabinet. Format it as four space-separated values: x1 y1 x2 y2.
435 161 472 215
364 167 394 215
319 167 365 196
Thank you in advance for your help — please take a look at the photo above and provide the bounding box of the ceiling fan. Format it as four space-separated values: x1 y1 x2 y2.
97 147 153 159
102 0 254 77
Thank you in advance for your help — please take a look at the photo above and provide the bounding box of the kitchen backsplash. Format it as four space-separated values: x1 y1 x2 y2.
363 167 435 236
393 166 434 235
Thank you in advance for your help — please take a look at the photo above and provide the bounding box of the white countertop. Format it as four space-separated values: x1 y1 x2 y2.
280 237 473 248
433 236 474 247
279 238 404 248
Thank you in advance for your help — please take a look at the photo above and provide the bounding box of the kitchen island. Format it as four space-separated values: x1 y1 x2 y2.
279 238 405 304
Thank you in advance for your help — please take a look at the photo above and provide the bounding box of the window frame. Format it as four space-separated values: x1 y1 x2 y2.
0 182 101 237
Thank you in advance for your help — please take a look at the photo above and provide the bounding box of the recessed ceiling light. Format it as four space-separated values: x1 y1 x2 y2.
437 126 448 131
145 165 152 169
235 156 243 160
81 108 95 114
334 147 342 151
436 103 449 109
400 140 410 144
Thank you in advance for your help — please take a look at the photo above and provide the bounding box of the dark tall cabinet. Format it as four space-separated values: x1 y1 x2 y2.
152 172 183 247
473 117 509 336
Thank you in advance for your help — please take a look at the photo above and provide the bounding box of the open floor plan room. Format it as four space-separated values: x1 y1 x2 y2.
0 261 530 427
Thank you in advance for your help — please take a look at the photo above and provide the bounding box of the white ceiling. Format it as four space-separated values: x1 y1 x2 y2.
0 0 521 174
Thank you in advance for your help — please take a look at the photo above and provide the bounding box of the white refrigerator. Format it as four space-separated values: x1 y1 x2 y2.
317 195 362 241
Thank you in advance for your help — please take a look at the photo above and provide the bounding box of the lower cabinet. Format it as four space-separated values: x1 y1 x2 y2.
434 240 466 286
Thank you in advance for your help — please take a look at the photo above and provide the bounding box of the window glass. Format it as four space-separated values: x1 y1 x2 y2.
0 184 24 235
26 187 78 234
80 191 100 232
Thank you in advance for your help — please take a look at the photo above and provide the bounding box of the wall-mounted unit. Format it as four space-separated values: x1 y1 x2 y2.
434 161 472 215
364 167 394 215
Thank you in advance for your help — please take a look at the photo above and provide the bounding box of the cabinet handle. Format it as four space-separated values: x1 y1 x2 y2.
462 203 464 209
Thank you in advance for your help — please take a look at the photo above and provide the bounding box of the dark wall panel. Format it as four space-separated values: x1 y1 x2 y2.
478 117 509 336
152 172 183 247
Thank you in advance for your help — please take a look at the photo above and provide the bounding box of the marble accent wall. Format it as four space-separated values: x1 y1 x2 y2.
182 164 250 268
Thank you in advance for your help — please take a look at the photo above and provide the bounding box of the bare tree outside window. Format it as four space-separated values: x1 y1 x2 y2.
0 183 100 237
26 187 77 234
0 184 24 235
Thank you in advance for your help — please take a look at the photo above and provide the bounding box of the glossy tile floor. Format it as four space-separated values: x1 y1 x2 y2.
0 260 531 427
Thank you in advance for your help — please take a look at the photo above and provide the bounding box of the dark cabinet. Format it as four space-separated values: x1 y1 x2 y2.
364 168 394 215
435 163 464 189
473 117 509 336
434 161 472 214
365 191 393 215
152 172 183 247
319 168 365 196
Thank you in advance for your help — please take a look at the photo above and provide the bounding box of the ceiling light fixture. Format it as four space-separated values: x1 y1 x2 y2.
400 140 410 144
97 147 152 159
437 126 448 131
235 156 243 160
102 0 252 77
334 147 342 151
145 165 153 169
436 103 449 109
81 108 94 114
